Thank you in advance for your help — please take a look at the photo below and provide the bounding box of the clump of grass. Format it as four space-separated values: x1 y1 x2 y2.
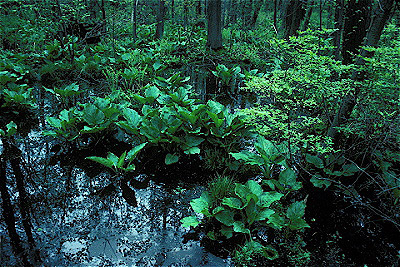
233 241 279 267
207 175 235 202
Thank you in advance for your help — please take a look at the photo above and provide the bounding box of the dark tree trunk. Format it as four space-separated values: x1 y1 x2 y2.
319 0 323 30
301 0 314 31
342 0 372 64
328 0 395 141
242 0 253 29
101 0 106 24
155 0 165 39
274 0 278 33
0 156 31 266
228 0 239 25
207 0 222 50
184 1 189 29
171 0 174 20
196 0 202 15
326 0 335 28
251 0 263 28
333 0 345 60
6 140 40 263
282 0 306 39
131 0 138 39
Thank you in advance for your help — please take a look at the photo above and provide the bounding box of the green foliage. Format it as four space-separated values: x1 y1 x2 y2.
212 64 245 87
0 121 17 138
182 178 309 261
230 136 301 191
0 52 36 108
86 143 147 174
241 30 348 155
234 241 279 267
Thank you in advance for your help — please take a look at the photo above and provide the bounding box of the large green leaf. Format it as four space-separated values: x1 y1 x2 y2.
117 151 127 168
184 135 204 148
184 146 200 154
207 100 225 114
235 183 252 201
86 156 114 169
145 86 160 99
267 214 286 230
278 168 302 190
286 200 307 221
214 210 235 226
122 108 142 127
288 218 310 230
233 221 250 234
126 143 147 162
107 152 119 167
190 192 212 216
258 191 284 208
245 198 258 225
82 104 105 125
220 225 233 238
255 136 277 158
310 175 331 188
246 180 263 196
47 117 62 128
181 216 200 228
165 153 179 165
230 151 264 166
305 154 324 169
222 197 243 209
256 209 275 221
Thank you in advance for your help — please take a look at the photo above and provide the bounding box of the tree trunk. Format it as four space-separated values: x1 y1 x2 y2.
274 0 278 33
333 0 345 60
251 0 263 29
196 0 202 15
0 156 31 266
242 0 253 30
184 1 189 29
229 0 238 25
342 0 372 65
171 0 175 20
319 0 323 30
328 0 395 141
207 0 222 50
131 0 138 40
301 0 314 31
6 140 41 263
155 0 165 39
282 0 306 39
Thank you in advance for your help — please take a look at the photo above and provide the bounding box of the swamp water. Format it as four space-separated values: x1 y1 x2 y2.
0 66 254 266
1 129 233 266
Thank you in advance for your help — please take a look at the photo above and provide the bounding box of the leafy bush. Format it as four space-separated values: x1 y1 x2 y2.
182 178 308 262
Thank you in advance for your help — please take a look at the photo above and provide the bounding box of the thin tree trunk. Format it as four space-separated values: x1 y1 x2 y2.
328 0 395 141
283 0 306 39
155 0 165 39
251 0 263 29
131 0 138 39
101 0 106 23
171 0 175 20
196 0 202 15
6 140 41 263
184 1 189 29
207 0 222 50
0 156 31 266
342 0 372 65
319 0 323 30
274 0 278 33
302 0 314 31
333 0 344 60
